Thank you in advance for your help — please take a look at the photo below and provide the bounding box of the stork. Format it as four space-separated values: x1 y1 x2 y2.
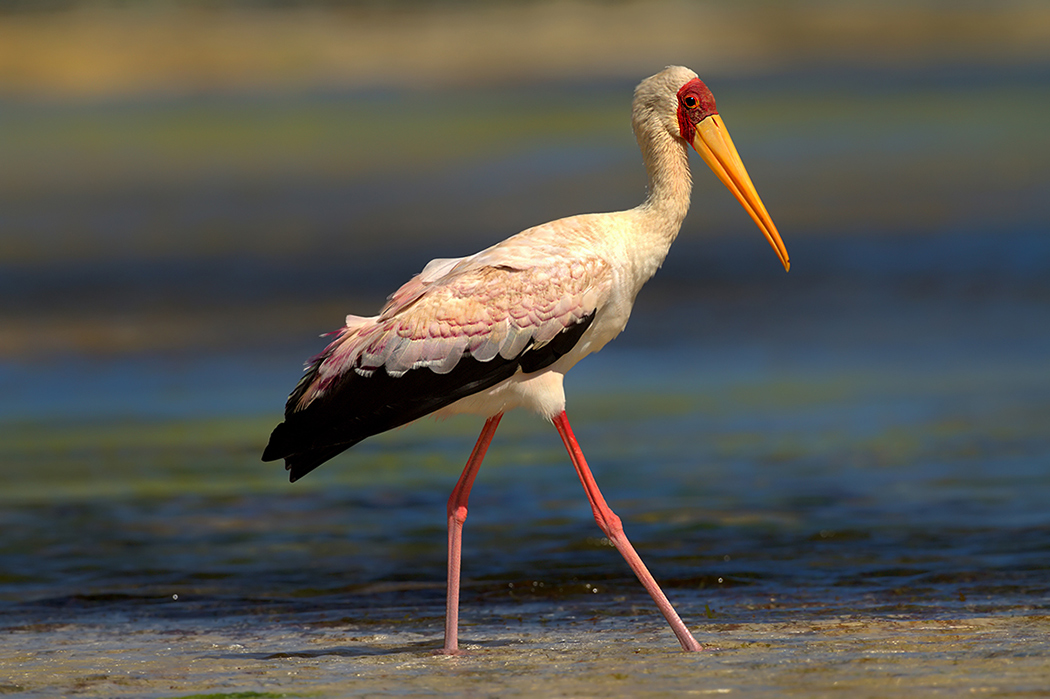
263 66 790 653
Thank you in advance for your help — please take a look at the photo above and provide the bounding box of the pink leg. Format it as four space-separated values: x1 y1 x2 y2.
552 410 703 652
441 412 503 654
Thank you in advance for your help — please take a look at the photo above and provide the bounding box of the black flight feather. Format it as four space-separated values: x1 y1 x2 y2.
263 313 595 482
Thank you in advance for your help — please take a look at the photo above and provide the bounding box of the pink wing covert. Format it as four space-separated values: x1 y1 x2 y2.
291 248 611 412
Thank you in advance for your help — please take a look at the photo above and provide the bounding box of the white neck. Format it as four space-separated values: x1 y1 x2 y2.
638 125 692 235
625 106 693 282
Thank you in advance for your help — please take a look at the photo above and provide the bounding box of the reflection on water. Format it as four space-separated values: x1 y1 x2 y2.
1 64 1049 695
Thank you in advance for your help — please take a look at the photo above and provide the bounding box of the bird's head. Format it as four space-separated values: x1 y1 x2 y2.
638 66 790 272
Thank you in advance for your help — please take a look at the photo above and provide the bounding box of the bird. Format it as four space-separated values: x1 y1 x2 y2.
263 65 790 654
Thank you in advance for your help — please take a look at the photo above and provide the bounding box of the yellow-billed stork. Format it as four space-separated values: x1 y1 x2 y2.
263 66 790 653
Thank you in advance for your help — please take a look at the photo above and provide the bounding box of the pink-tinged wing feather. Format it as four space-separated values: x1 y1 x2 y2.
379 255 474 316
291 236 612 412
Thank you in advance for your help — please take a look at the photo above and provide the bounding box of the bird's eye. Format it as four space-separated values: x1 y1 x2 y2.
683 95 698 109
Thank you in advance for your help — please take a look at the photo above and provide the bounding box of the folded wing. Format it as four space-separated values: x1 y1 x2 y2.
263 250 612 481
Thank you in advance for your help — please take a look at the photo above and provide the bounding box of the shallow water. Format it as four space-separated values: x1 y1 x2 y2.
3 335 1049 696
2 64 1050 696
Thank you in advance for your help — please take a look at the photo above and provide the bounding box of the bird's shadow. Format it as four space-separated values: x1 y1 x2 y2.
203 646 402 660
209 638 519 660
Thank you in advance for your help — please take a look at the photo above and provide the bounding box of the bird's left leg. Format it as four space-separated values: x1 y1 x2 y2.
441 412 503 655
551 410 703 652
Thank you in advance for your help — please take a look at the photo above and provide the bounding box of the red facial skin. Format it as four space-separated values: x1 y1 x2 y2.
676 78 718 142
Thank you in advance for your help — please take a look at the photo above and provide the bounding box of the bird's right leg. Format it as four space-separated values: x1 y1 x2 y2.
552 410 703 652
441 412 503 655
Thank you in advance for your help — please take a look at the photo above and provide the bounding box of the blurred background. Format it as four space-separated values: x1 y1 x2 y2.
2 0 1048 367
1 1 1049 693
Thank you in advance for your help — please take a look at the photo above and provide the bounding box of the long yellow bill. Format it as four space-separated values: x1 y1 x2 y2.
691 114 790 271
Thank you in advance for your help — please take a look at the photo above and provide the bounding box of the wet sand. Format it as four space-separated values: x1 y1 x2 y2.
6 606 1049 697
